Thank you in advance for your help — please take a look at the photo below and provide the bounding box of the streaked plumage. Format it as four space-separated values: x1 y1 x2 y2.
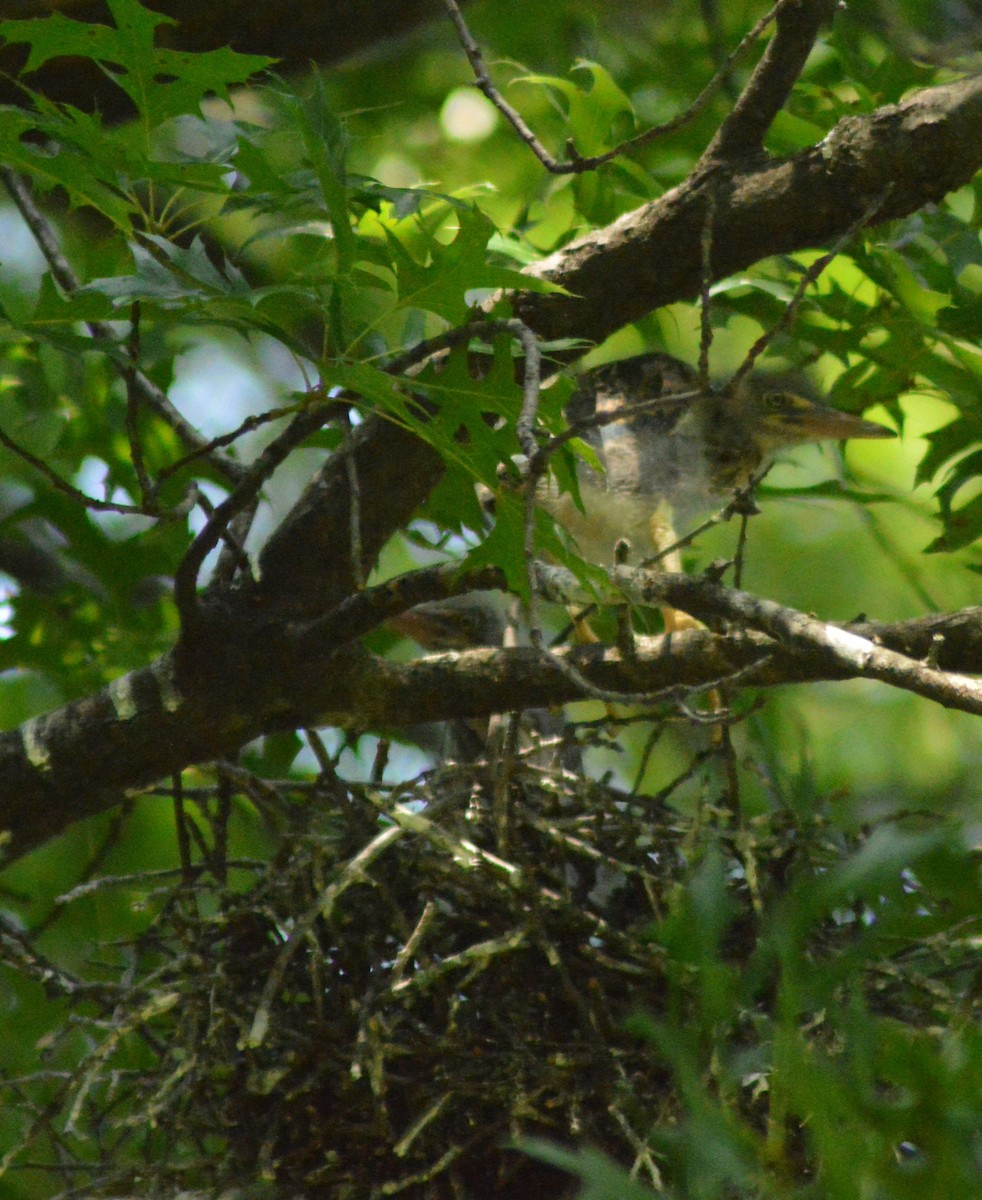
548 352 894 570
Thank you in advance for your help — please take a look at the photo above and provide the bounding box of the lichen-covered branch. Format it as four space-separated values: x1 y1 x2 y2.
513 75 982 344
1 564 978 863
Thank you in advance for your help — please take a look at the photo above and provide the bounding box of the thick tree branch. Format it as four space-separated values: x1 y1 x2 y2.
700 0 837 163
513 74 982 344
0 560 978 863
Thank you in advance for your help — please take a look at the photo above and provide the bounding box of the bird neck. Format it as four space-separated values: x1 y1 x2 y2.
696 395 766 494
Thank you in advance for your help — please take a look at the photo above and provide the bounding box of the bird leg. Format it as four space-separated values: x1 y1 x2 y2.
647 509 703 634
646 510 728 740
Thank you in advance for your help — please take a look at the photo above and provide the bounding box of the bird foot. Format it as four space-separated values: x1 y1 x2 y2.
661 606 704 634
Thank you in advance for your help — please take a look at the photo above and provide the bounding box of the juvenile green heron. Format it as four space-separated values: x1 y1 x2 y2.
547 352 894 605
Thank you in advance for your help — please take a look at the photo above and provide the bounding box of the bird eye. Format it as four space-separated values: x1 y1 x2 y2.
763 392 793 412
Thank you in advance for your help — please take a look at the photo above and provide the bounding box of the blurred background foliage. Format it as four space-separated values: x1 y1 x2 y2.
0 0 980 1196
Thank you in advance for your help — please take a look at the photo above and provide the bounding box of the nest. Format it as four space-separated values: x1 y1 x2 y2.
7 726 727 1200
6 711 977 1200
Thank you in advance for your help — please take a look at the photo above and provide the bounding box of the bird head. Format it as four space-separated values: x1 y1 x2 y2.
738 388 896 455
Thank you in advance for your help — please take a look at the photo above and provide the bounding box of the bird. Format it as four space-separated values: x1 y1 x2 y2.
388 591 582 770
539 352 895 631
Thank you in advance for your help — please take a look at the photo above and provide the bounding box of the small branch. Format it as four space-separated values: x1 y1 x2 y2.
442 0 784 174
699 0 839 164
728 187 890 392
174 404 327 620
194 490 254 585
156 402 309 484
536 386 704 461
0 420 194 518
0 167 245 484
123 303 155 508
638 474 769 570
628 571 982 716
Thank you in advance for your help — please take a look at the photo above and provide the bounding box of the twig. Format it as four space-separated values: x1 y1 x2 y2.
172 774 194 886
0 167 245 483
156 402 308 483
211 497 259 587
637 472 769 570
389 900 438 989
443 0 786 174
123 302 155 507
728 188 891 393
0 421 194 517
193 489 253 582
174 396 345 619
535 385 704 460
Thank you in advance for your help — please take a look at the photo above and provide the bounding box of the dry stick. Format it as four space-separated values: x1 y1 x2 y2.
0 421 195 517
0 167 245 484
442 0 786 174
729 188 891 393
123 302 155 508
698 186 718 391
246 821 408 1047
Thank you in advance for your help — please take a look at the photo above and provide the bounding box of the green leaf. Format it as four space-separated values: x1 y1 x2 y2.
928 451 982 553
514 60 637 156
0 106 137 231
860 246 951 326
1 0 273 127
378 204 558 324
145 234 248 298
516 1141 658 1200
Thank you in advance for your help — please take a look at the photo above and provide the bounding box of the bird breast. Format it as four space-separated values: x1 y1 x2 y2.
540 479 667 567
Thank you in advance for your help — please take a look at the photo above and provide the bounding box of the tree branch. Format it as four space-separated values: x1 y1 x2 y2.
699 0 838 163
513 74 982 343
1 556 978 864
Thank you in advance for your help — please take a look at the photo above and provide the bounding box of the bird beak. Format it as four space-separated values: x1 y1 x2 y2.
790 405 896 442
